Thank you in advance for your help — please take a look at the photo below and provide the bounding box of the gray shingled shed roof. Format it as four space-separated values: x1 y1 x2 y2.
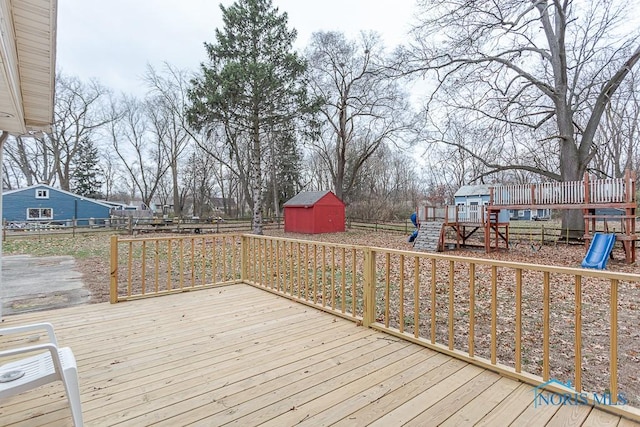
454 185 493 198
283 191 332 207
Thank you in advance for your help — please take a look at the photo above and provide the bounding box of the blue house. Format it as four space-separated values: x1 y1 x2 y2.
3 184 111 226
509 208 552 221
594 208 624 219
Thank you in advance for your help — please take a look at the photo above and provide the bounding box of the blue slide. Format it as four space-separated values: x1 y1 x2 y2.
581 233 616 270
408 213 418 243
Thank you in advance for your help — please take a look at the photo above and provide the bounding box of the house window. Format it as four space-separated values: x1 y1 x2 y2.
518 210 525 217
27 208 53 220
35 189 49 199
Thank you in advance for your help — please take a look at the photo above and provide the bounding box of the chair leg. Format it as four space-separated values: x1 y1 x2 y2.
62 366 84 427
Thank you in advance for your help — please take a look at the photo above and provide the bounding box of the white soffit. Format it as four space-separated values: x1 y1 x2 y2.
0 0 57 135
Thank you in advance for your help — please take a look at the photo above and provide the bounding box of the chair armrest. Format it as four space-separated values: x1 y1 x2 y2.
0 323 58 346
0 343 59 360
0 343 64 374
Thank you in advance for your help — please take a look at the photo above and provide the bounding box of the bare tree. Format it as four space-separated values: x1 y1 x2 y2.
592 73 640 178
306 31 414 203
189 123 253 218
347 145 422 220
2 155 23 190
107 96 170 209
2 74 111 190
181 145 220 218
144 63 193 218
99 150 123 201
403 0 640 235
301 150 333 192
49 73 112 190
3 135 54 187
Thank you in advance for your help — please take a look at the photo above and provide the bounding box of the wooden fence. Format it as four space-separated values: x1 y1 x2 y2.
110 233 640 419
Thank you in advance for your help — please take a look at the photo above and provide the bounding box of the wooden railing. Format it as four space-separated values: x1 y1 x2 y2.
454 204 487 223
242 235 367 321
492 174 632 206
110 234 640 418
418 205 488 223
109 234 242 302
589 178 628 203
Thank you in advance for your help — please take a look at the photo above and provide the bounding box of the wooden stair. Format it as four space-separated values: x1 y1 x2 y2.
413 221 445 252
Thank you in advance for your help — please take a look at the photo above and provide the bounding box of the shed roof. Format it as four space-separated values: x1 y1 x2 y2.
284 191 335 207
454 184 493 198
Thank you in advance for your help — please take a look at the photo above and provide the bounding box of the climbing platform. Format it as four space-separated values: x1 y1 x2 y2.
413 221 445 252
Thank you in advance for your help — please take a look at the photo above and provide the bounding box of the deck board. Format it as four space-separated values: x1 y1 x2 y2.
438 376 522 426
510 395 562 426
0 284 637 426
403 370 502 426
546 404 593 426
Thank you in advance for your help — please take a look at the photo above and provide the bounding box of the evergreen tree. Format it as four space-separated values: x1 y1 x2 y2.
262 125 303 216
274 128 303 208
188 0 313 234
71 137 103 199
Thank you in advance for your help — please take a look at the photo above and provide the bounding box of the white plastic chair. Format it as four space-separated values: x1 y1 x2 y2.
0 322 83 426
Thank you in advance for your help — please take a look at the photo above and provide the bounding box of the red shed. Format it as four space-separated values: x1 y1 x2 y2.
284 191 345 234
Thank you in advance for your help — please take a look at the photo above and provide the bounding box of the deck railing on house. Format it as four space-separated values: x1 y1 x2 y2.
110 234 640 420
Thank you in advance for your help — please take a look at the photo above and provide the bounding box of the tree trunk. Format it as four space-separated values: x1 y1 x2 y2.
172 161 181 218
269 136 279 219
558 138 587 239
333 94 348 201
251 116 263 235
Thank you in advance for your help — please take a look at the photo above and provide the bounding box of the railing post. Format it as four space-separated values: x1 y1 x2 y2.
625 169 633 202
240 235 248 282
363 248 376 327
610 278 619 403
530 184 536 205
584 172 590 205
110 235 118 304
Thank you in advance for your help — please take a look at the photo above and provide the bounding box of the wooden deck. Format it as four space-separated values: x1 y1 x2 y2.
0 284 637 426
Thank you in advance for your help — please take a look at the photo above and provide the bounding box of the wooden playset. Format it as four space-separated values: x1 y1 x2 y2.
415 171 637 263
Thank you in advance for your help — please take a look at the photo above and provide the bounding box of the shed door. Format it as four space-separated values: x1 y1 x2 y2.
321 207 341 232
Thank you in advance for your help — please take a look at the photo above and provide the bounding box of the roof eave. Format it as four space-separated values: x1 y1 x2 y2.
0 0 57 136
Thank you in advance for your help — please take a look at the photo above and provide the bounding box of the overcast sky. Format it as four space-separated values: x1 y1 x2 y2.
57 1 417 96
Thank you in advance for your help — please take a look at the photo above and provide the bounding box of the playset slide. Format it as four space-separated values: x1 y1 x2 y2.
581 233 616 270
408 212 418 242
